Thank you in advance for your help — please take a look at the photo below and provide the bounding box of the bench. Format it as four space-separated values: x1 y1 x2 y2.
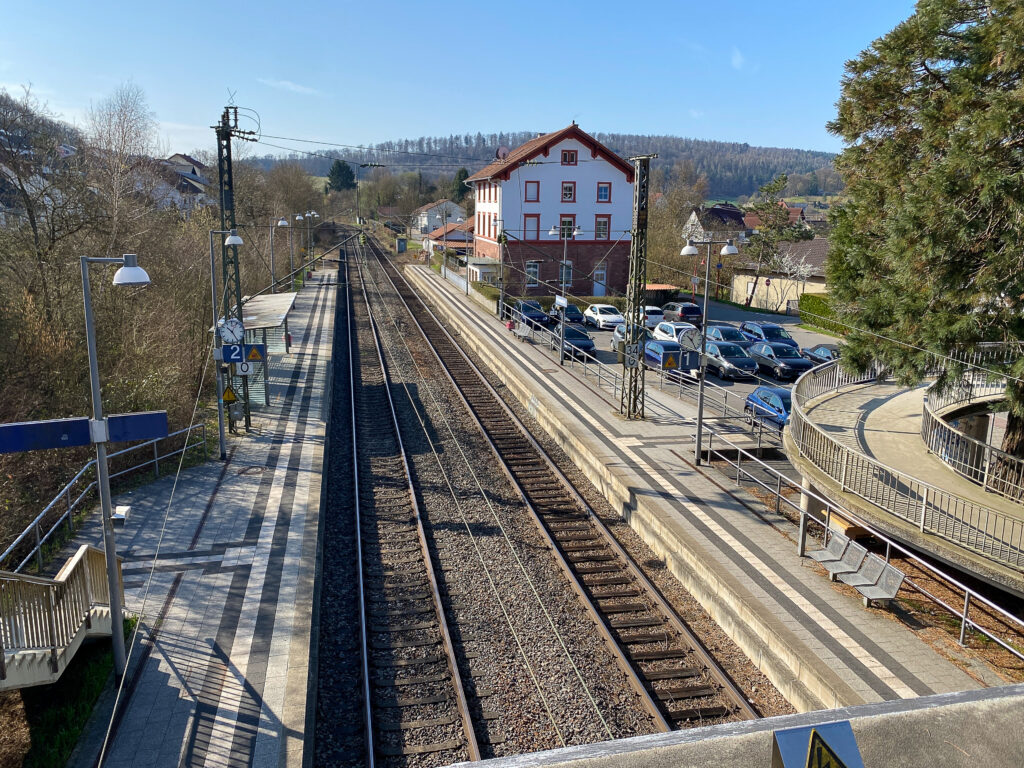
822 541 867 581
806 531 849 566
855 563 905 608
512 321 533 343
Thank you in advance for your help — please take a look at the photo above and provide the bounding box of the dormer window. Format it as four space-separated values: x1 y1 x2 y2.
561 150 577 166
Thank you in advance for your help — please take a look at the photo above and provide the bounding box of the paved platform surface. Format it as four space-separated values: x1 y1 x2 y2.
804 382 1024 521
62 267 336 768
410 266 994 712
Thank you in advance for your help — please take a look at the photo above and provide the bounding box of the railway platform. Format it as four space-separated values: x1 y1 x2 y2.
59 266 337 767
405 265 1000 714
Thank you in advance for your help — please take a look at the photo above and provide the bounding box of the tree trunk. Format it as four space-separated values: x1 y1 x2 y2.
993 407 1024 499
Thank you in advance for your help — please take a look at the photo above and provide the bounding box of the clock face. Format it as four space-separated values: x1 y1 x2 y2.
220 318 245 344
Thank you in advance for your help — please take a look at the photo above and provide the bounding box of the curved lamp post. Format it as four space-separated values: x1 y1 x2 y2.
80 253 151 677
680 237 739 464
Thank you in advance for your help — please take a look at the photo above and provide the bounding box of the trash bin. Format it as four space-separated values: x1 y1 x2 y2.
616 339 626 364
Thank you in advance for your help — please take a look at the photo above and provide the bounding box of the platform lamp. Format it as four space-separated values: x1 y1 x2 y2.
549 222 582 366
681 237 739 465
81 253 152 677
209 228 244 461
304 210 320 271
271 216 288 293
290 213 303 290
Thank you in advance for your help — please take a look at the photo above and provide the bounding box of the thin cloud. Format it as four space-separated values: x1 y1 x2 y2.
689 109 705 119
731 47 745 70
258 78 318 95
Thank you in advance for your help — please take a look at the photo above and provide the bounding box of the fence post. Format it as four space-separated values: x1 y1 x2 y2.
797 511 808 557
153 441 160 479
775 474 783 516
920 488 928 532
736 450 742 486
959 592 971 645
46 587 59 673
840 451 849 492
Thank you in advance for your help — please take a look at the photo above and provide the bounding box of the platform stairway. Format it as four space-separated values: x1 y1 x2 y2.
0 545 122 690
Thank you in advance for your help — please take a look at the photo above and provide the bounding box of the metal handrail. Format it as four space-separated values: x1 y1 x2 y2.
790 362 1024 569
0 424 207 573
921 372 1024 501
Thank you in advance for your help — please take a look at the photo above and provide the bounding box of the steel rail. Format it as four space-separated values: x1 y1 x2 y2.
365 233 759 727
347 251 481 764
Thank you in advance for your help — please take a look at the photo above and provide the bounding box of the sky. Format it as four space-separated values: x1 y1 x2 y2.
1 0 918 160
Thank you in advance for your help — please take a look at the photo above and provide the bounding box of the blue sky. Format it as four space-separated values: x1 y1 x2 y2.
1 1 917 158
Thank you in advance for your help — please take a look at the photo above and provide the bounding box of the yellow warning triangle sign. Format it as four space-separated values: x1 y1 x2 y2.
805 729 850 768
247 347 263 362
223 387 238 404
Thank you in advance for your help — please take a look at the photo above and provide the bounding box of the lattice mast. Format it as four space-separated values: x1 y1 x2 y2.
620 154 656 420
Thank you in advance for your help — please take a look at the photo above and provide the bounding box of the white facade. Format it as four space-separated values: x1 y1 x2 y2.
473 136 632 247
413 200 466 234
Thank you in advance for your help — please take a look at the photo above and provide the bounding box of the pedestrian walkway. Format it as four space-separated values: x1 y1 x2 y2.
407 265 992 713
804 382 1024 521
62 267 336 768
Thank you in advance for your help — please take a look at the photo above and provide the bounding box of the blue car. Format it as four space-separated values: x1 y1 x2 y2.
513 299 549 327
556 323 596 359
745 386 792 429
739 321 800 349
549 303 586 324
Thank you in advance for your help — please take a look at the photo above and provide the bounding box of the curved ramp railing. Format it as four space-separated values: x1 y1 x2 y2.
789 362 1024 570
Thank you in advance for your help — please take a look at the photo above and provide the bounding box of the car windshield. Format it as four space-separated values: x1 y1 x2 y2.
762 326 793 340
716 327 745 341
598 307 619 315
681 306 701 315
563 327 590 340
778 391 792 408
774 345 801 358
716 343 747 357
564 306 583 317
522 301 542 311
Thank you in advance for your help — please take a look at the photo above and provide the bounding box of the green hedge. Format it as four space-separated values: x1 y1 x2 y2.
472 282 500 301
799 293 843 335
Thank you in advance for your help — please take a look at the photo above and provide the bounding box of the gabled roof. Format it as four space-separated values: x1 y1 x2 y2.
466 124 634 184
693 203 746 231
426 222 470 240
413 198 459 215
737 237 830 277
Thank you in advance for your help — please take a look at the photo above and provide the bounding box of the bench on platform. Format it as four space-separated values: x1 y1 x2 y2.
855 563 906 608
513 321 534 343
806 531 849 566
823 541 867 581
805 533 906 608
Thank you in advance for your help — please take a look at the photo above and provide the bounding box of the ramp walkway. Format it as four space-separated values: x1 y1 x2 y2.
405 265 989 714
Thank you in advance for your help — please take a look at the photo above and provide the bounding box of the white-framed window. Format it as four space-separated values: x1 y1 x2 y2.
560 215 576 239
526 261 540 287
561 181 576 202
561 149 577 165
559 260 573 287
597 182 611 202
524 180 539 202
594 215 610 240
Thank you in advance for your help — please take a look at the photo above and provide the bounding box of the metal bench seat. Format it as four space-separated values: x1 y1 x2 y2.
838 552 886 589
857 563 905 608
806 532 849 565
823 541 867 580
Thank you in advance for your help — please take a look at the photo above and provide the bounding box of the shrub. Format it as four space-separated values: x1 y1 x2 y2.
799 293 843 335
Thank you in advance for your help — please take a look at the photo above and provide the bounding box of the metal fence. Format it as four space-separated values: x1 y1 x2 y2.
790 362 1024 569
0 424 207 574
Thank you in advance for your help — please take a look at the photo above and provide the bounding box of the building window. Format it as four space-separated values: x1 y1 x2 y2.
594 215 610 240
597 182 611 203
526 261 540 287
561 150 577 165
559 260 572 287
560 215 577 240
524 214 540 241
561 182 576 202
524 181 539 202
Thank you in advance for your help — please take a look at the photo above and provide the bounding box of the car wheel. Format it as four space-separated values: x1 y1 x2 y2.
774 367 785 380
744 405 754 423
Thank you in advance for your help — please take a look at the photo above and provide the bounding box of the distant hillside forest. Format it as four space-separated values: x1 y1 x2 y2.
245 131 842 199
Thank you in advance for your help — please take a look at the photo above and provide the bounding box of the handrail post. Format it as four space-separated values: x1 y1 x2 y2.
34 523 42 572
153 440 160 479
797 511 808 557
920 488 929 532
46 586 59 673
959 592 971 645
775 474 783 516
840 450 849 492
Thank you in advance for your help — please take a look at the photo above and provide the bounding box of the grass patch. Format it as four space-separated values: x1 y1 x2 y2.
19 617 137 768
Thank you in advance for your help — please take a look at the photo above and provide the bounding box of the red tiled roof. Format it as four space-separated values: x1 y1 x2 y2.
466 124 634 184
426 222 468 239
645 283 680 291
413 198 454 215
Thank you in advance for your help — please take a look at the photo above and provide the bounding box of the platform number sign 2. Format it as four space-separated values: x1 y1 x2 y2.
222 344 245 363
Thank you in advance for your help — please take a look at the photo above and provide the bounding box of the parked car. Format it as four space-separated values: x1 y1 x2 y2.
747 342 816 380
705 342 759 380
583 303 626 329
549 303 586 324
745 386 792 429
641 305 664 329
513 299 549 327
802 343 841 365
739 321 799 349
644 339 682 372
555 323 596 359
611 323 654 350
652 321 697 343
662 301 704 325
706 324 755 350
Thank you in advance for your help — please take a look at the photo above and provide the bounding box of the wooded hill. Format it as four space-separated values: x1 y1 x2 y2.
246 130 841 199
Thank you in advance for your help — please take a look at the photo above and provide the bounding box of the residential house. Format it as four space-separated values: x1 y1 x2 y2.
412 199 467 234
742 201 806 231
424 219 473 255
467 123 634 298
730 237 830 310
681 203 749 243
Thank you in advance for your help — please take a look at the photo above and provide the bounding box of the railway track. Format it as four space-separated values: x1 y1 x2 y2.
361 234 759 729
345 252 480 766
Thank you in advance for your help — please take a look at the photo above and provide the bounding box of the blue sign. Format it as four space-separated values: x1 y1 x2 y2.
223 344 245 363
244 344 267 362
0 417 91 454
107 411 168 443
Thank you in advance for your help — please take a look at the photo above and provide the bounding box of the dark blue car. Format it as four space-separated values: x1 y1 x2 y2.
549 303 586 324
513 299 549 327
739 321 800 349
556 323 596 359
745 386 791 429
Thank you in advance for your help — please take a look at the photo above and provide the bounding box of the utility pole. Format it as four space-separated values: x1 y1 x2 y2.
214 106 256 431
620 154 656 420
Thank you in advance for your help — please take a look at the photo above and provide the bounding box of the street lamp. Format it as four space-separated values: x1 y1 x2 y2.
548 222 582 366
304 210 320 273
270 216 287 293
209 228 244 460
681 237 739 465
80 253 151 677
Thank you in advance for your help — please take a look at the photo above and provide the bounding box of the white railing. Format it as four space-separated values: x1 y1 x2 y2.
0 545 118 681
0 424 207 574
790 362 1024 569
